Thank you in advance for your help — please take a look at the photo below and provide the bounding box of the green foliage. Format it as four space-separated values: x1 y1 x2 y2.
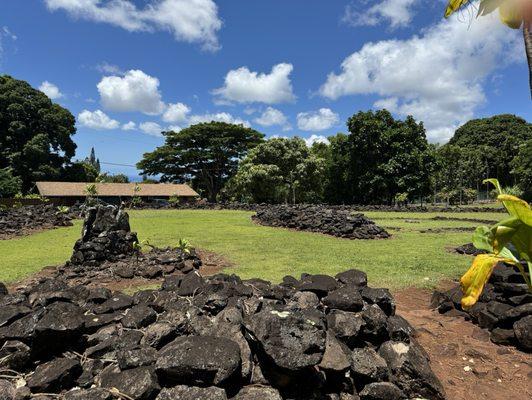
0 168 22 198
56 205 70 214
324 110 434 204
446 114 531 190
0 75 77 191
177 238 192 254
14 193 49 202
137 122 264 202
97 173 130 183
168 194 181 206
61 161 99 183
511 139 532 201
131 183 142 206
227 137 325 203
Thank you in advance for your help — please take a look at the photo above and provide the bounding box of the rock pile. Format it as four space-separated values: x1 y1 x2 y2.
453 243 488 256
69 205 138 266
0 203 74 239
253 205 390 239
57 247 203 287
0 269 445 399
432 263 531 352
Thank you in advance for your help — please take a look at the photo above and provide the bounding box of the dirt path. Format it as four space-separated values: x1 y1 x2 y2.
394 285 532 400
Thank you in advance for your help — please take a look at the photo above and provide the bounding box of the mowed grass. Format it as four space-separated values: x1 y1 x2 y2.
0 209 502 289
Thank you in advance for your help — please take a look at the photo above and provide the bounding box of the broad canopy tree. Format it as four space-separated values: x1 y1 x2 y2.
0 75 78 191
137 122 264 202
227 137 325 203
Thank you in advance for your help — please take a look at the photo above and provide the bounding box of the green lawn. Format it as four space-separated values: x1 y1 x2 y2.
0 209 503 289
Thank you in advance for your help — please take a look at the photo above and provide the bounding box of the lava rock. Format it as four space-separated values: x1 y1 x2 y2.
155 335 241 386
156 386 227 400
335 269 368 287
121 305 157 329
244 308 326 370
64 388 114 400
323 286 364 312
27 358 81 393
319 332 351 372
117 346 157 370
361 287 396 316
99 366 160 400
232 386 283 400
378 341 445 400
350 347 388 382
359 382 405 400
514 315 532 351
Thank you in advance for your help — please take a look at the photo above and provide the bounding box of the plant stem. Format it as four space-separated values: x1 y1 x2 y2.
524 24 532 99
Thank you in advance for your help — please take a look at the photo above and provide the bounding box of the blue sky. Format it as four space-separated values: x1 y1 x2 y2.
0 0 530 180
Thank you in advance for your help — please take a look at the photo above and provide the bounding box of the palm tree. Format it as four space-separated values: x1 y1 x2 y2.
445 0 532 97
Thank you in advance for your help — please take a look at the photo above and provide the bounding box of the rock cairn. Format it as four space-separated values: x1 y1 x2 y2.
432 263 531 352
64 205 202 285
58 247 203 287
70 205 138 266
252 205 390 239
0 203 74 238
0 269 445 399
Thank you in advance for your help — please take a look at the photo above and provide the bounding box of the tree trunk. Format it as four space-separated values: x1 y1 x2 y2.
525 24 532 99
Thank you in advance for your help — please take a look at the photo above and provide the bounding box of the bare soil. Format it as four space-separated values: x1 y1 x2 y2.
394 284 532 400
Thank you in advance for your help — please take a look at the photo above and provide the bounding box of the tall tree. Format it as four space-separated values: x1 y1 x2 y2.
137 122 264 201
511 138 532 201
227 137 325 203
447 114 531 187
0 168 22 198
0 75 77 190
337 110 434 204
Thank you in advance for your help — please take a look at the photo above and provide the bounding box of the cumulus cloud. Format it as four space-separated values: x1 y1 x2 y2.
342 0 418 28
321 10 521 142
188 112 250 127
39 81 63 99
121 121 136 130
297 108 340 132
97 69 165 115
254 107 291 130
139 121 164 137
162 102 191 123
304 134 329 147
78 109 120 130
213 63 296 105
45 0 222 51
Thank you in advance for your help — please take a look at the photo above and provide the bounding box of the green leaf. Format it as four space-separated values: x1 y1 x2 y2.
472 226 493 252
483 178 503 195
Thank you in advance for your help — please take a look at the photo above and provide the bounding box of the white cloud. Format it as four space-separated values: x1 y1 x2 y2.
189 112 250 127
304 134 329 147
297 108 340 131
96 62 124 75
39 81 63 99
321 10 521 142
121 121 136 130
342 0 418 29
213 63 296 104
2 26 17 40
166 125 182 132
78 109 120 130
45 0 222 51
97 69 165 115
162 102 191 123
254 107 290 130
139 121 164 137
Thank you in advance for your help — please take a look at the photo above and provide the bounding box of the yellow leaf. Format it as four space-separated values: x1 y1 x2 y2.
460 254 516 309
499 1 523 29
498 194 532 226
445 0 470 17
